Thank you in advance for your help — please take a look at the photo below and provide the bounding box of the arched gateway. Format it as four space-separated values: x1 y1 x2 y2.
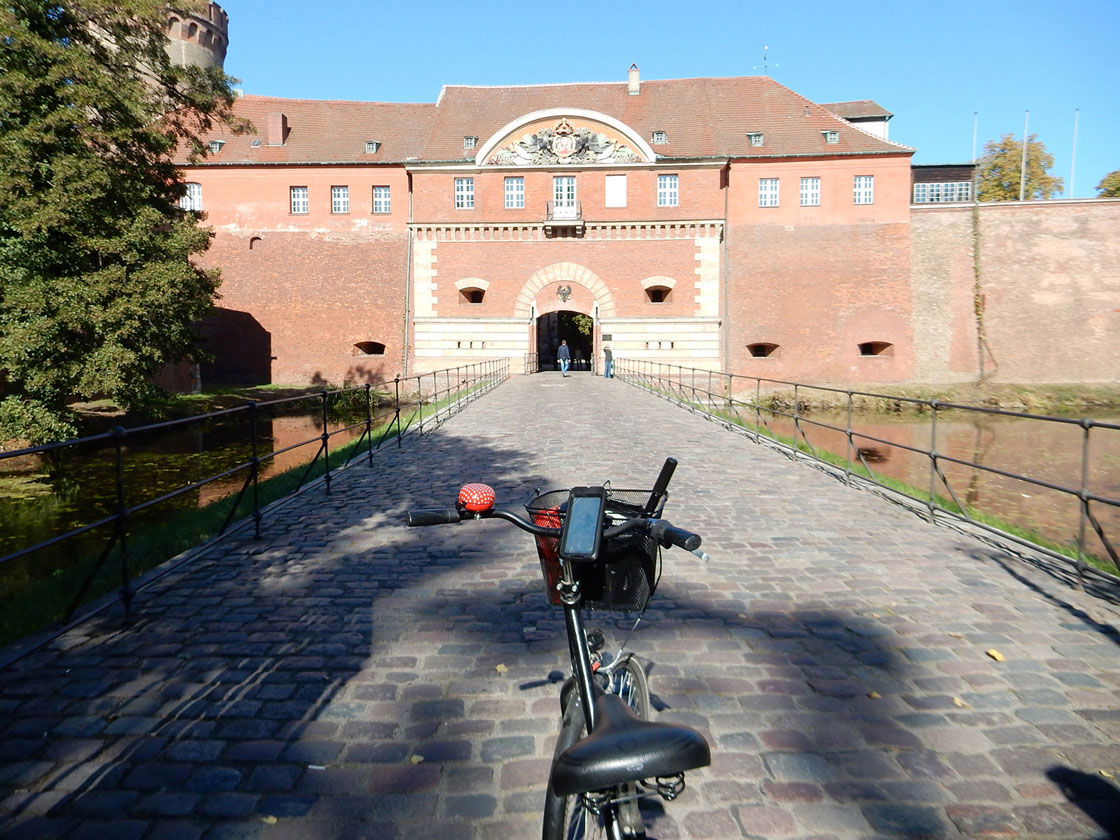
407 104 725 375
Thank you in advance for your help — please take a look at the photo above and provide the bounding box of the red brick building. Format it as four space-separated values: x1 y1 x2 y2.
178 68 923 386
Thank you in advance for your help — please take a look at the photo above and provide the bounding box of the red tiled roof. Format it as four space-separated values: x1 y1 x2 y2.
176 94 435 164
178 77 911 166
820 100 894 120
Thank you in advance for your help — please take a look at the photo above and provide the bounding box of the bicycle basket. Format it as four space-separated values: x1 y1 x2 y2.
526 488 665 611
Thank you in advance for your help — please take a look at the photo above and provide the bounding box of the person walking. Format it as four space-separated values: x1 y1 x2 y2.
558 340 571 377
602 344 613 378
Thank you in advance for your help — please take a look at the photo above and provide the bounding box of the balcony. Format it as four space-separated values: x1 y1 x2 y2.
545 200 584 237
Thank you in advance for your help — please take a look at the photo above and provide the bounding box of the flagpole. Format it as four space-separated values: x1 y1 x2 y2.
1019 110 1029 201
1069 108 1079 198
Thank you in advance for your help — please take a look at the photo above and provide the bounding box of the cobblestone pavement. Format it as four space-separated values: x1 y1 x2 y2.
2 373 1119 840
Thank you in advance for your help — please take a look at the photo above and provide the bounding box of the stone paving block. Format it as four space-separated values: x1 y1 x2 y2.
2 375 1120 839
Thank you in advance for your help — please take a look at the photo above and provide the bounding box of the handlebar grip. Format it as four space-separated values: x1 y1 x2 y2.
407 508 462 526
650 520 701 551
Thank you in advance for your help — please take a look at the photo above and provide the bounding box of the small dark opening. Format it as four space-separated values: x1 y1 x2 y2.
354 341 385 356
645 286 671 304
858 341 893 357
461 289 484 304
748 343 779 358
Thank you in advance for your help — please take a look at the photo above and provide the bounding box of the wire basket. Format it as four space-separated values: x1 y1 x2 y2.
526 488 664 611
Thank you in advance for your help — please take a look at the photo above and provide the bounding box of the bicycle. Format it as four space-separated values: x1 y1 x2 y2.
407 457 711 839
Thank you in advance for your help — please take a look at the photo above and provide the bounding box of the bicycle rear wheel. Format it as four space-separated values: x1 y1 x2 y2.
542 655 651 840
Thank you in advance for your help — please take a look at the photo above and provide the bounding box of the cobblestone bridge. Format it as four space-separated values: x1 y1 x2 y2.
2 373 1119 839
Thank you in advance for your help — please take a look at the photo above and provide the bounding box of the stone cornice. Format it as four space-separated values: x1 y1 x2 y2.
408 220 724 242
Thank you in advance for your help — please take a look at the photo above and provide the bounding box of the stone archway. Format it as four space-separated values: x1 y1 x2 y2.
514 262 616 319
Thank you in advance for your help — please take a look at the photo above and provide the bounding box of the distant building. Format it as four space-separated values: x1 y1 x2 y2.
912 163 975 204
170 7 1120 388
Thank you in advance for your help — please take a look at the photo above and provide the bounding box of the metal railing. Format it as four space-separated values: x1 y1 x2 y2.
616 358 1120 589
0 359 509 637
545 200 582 221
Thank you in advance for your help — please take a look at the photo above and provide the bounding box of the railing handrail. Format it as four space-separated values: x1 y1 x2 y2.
0 359 511 636
613 357 1120 589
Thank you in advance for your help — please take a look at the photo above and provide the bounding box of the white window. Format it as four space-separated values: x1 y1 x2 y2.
180 182 202 212
913 181 972 203
553 176 577 218
651 130 667 144
331 185 349 214
800 177 820 207
455 177 474 209
373 185 391 214
747 132 764 147
823 130 839 144
759 178 779 207
504 177 524 209
657 174 678 207
207 140 224 154
605 174 627 208
290 186 308 215
365 140 380 154
464 136 477 149
854 175 874 205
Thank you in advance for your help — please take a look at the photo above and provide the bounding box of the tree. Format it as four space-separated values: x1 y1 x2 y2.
976 133 1064 202
0 1 239 443
1097 170 1120 198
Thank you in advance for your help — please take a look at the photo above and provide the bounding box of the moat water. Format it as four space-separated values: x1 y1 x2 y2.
2 402 1118 608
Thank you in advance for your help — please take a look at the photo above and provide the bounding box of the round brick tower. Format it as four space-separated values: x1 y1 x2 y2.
165 2 228 69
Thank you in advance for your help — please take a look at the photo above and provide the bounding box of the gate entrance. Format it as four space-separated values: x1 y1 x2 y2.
536 311 593 372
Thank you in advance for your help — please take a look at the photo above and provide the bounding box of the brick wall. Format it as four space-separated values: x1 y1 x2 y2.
197 230 408 386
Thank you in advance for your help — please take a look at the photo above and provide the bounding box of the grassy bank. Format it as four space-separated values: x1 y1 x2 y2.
741 382 1120 415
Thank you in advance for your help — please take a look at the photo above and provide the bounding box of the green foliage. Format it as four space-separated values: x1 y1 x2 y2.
976 133 1064 201
572 314 594 336
1096 170 1120 198
0 1 241 444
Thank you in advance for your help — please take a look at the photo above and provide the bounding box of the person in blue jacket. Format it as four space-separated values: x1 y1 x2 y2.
558 340 571 377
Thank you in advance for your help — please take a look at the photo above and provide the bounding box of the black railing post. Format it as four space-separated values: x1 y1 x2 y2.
845 391 854 486
394 376 403 447
320 390 332 492
365 383 374 466
928 400 940 523
249 402 262 538
1077 419 1091 590
112 426 133 622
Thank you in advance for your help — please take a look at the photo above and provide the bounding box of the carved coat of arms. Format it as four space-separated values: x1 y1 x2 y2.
489 118 642 166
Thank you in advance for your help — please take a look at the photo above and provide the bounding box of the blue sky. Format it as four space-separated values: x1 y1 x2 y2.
221 0 1119 197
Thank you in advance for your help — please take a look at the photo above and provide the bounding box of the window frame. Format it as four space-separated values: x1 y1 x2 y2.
290 185 309 215
504 176 525 209
454 177 475 209
180 182 202 212
800 176 820 207
657 173 679 207
853 175 875 205
758 177 780 208
372 185 391 214
331 185 350 214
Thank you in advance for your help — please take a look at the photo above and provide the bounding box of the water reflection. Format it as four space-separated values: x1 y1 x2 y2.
757 410 1120 564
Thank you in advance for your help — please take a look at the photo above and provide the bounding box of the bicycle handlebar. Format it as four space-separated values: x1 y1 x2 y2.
405 504 702 551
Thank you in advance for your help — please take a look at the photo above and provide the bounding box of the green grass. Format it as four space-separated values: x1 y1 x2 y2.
0 378 493 650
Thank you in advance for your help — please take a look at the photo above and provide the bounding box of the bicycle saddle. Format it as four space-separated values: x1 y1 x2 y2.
550 693 711 796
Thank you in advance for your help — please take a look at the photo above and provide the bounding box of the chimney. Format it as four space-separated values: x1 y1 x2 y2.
267 112 288 146
628 63 640 95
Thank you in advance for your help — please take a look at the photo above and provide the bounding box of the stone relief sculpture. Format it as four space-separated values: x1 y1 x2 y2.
489 117 643 165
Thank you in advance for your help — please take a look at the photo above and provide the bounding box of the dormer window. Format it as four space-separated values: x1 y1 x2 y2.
822 130 839 144
208 140 225 154
464 136 478 149
651 130 667 145
365 140 381 154
747 132 764 147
